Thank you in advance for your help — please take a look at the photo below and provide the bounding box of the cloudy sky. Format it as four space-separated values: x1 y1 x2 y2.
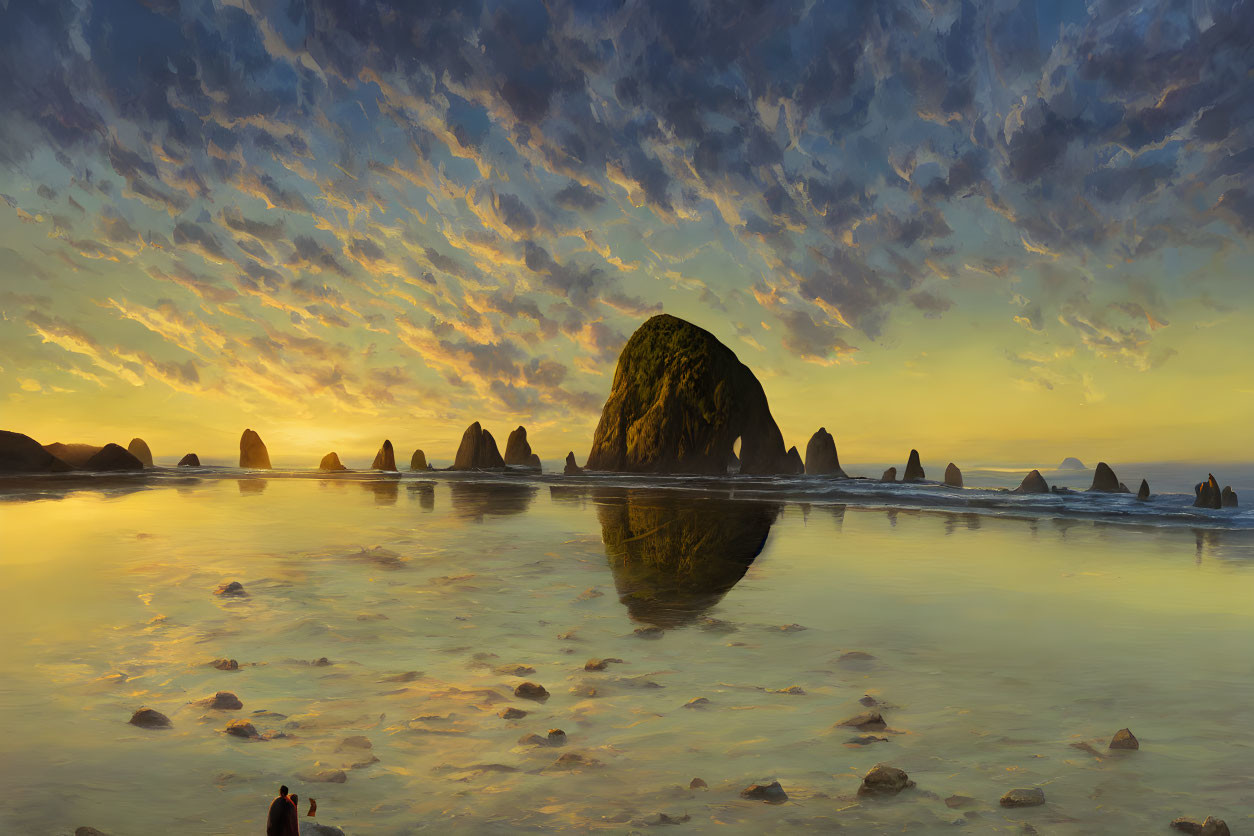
1 0 1251 467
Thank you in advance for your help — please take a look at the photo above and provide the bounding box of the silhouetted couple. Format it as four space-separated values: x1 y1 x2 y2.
267 785 314 835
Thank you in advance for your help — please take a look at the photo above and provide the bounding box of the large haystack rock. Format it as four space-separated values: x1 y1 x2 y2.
0 431 72 473
504 426 540 469
238 429 271 469
452 422 505 470
944 463 963 487
804 428 846 476
410 449 428 471
319 452 347 471
1013 470 1050 493
371 439 397 471
1088 462 1125 492
903 449 925 482
585 315 790 475
127 438 154 467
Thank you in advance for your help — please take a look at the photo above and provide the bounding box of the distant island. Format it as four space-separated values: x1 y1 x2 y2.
1057 457 1087 470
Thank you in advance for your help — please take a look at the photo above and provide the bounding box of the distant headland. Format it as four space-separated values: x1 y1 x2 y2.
0 314 1240 510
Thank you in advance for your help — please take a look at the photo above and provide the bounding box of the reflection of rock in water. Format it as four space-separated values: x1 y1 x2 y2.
549 485 590 507
449 480 536 521
363 478 399 505
237 478 267 495
595 489 780 627
407 482 436 511
943 512 981 535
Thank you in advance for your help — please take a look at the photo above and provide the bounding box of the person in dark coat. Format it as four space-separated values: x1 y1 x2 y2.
266 785 299 836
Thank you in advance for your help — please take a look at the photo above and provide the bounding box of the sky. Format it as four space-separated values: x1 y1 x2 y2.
0 0 1251 468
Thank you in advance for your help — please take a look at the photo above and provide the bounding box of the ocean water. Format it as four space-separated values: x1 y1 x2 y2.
1 467 1251 835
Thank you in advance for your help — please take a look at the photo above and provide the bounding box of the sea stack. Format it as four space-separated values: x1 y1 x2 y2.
83 443 145 471
1194 475 1222 509
0 431 72 473
944 463 963 488
319 452 347 471
177 453 201 467
504 426 541 469
1221 486 1238 508
804 428 846 477
452 422 505 470
238 429 271 469
1088 462 1125 492
1014 470 1050 493
564 452 583 475
881 467 897 482
410 449 428 471
584 314 791 475
1136 479 1150 501
127 438 154 467
903 449 925 482
371 439 397 471
784 446 804 475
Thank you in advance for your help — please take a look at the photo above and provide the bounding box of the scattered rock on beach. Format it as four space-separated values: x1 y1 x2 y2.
858 764 914 797
514 682 549 701
838 711 888 731
222 720 259 739
337 736 372 751
684 697 711 708
634 626 665 639
198 691 243 710
494 663 536 676
1013 470 1050 494
129 708 172 729
740 781 788 803
211 658 239 671
499 707 528 719
1171 816 1231 836
1000 787 1046 808
637 813 691 826
302 769 347 784
846 735 888 746
214 581 246 597
550 752 603 770
689 778 708 789
1109 728 1139 750
584 658 624 671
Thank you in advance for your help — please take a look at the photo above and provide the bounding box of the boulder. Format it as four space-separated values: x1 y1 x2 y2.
857 764 914 797
838 711 887 731
1194 475 1222 509
1171 816 1231 836
499 707 527 720
564 452 583 475
370 440 397 471
690 778 708 789
784 446 804 475
129 708 172 729
223 719 259 739
214 581 246 597
1137 479 1150 501
1221 486 1238 508
127 438 154 467
514 682 549 701
584 314 791 475
1088 462 1124 492
1000 787 1046 808
1014 470 1050 494
504 426 539 468
410 449 428 470
300 824 347 836
177 453 200 467
0 430 72 473
198 691 243 710
881 467 897 482
903 449 925 482
84 444 144 471
1058 457 1086 470
452 422 505 470
319 452 347 471
944 463 963 487
740 781 788 803
1109 728 1139 750
804 428 846 476
238 429 271 469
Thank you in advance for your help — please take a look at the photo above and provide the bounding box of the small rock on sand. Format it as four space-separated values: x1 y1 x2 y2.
637 813 691 826
1171 816 1231 836
858 764 914 797
514 682 550 701
211 658 239 671
846 735 888 746
499 707 528 719
778 623 807 632
740 781 788 803
301 769 348 784
945 795 976 809
494 663 536 676
1109 728 1139 750
858 695 882 707
300 824 346 836
684 697 710 708
1000 787 1046 808
214 581 246 597
129 708 172 729
551 752 603 770
689 778 707 789
198 691 243 710
838 711 887 731
769 686 806 695
222 720 259 739
634 626 665 639
337 736 372 751
584 658 624 671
